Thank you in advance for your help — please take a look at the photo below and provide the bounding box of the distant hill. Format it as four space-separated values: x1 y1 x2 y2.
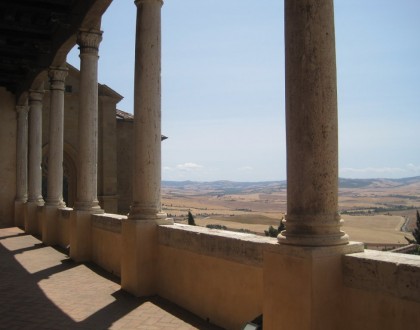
339 176 420 189
162 180 287 195
162 176 420 194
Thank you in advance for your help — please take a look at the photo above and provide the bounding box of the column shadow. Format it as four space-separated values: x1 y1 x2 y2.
0 230 223 330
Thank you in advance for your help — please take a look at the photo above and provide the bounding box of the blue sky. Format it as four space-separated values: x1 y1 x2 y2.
68 0 420 181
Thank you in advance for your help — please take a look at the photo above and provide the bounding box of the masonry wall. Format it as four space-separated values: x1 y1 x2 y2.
43 213 420 330
57 208 71 248
116 120 133 214
157 225 267 330
340 250 420 330
98 96 119 213
0 88 17 226
91 214 123 277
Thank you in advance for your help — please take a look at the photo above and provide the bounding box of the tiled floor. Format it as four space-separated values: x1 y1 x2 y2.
0 227 222 330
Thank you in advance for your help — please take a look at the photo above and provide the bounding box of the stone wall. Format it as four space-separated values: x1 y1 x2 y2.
0 88 17 226
98 95 119 213
91 213 124 276
116 120 133 214
341 250 420 329
43 213 420 330
157 224 267 329
57 208 71 248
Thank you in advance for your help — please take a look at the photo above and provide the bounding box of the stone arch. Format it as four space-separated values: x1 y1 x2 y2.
42 143 77 207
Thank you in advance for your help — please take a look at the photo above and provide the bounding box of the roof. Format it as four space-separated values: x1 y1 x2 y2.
116 109 133 121
116 109 168 141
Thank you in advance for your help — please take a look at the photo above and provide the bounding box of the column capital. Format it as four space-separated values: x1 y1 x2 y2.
49 67 68 91
135 0 163 6
16 104 28 114
29 89 44 103
77 29 103 54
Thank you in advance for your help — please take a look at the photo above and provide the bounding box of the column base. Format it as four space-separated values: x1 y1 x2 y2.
278 231 349 247
24 201 43 236
263 242 364 330
278 216 350 247
121 217 173 297
14 200 26 227
42 205 60 246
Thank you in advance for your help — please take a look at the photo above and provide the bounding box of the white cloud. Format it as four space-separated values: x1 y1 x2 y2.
238 166 253 171
407 163 420 172
340 167 406 174
340 164 420 178
176 162 203 171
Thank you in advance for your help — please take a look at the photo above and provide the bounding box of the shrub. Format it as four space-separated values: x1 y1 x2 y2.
264 218 285 237
206 224 227 230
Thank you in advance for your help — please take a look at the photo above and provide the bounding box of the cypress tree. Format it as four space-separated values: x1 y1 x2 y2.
188 211 196 226
413 210 420 244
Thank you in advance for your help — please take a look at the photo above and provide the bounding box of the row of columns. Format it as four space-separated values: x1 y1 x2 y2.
15 0 351 298
15 0 170 267
15 28 106 247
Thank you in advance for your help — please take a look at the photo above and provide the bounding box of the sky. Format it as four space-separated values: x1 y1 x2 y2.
67 0 420 182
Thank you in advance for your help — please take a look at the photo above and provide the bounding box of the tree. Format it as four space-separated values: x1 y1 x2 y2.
413 210 420 244
187 211 196 226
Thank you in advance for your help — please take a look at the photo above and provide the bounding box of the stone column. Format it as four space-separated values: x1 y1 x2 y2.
70 29 103 262
74 29 102 212
278 0 348 247
122 0 172 297
42 67 67 245
128 0 167 222
28 90 44 205
264 2 363 328
46 67 67 207
14 104 29 227
25 89 45 234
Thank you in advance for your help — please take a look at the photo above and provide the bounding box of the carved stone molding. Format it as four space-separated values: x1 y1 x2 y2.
16 105 29 115
48 67 68 91
29 89 44 103
77 29 103 54
135 0 163 6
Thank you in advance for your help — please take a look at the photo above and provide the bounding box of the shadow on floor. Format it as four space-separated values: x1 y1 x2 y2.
0 227 223 330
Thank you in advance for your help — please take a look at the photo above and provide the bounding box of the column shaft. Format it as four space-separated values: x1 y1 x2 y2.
46 67 68 207
279 0 348 246
28 90 45 204
16 105 29 202
129 0 166 220
75 29 102 212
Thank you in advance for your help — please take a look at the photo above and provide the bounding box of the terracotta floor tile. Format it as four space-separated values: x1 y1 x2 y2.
0 227 223 330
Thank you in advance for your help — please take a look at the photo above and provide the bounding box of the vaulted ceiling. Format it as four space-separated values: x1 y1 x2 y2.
0 0 111 99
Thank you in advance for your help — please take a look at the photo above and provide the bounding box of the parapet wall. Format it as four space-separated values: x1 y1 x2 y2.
91 213 125 277
29 210 420 330
157 224 271 329
341 250 420 329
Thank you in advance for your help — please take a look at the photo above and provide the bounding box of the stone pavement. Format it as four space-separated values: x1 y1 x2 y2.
0 227 223 330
